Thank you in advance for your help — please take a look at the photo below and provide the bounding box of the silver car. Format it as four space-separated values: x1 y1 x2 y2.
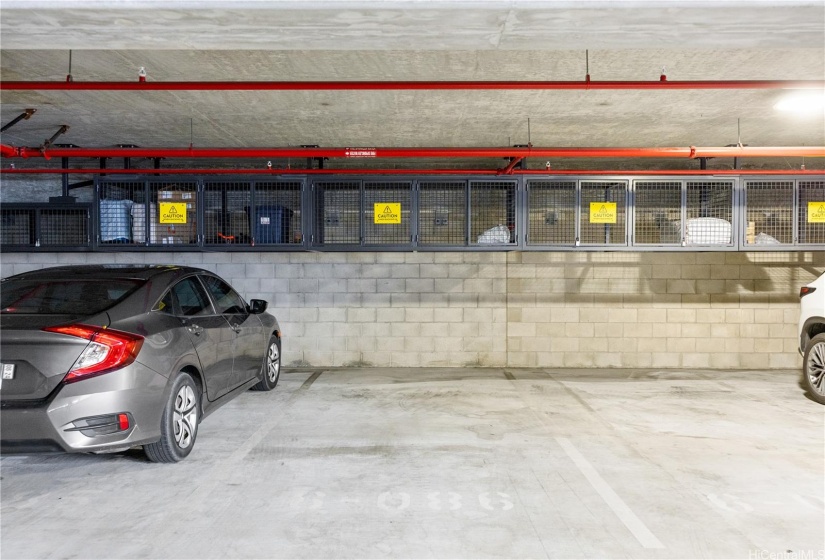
0 265 281 462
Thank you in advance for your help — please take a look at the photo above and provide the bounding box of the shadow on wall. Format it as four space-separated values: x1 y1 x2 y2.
520 251 824 306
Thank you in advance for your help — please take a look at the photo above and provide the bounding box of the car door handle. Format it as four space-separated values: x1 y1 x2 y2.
187 324 204 336
230 323 241 334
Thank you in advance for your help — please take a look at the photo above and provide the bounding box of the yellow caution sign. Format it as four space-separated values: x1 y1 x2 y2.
589 202 617 224
374 203 401 224
808 202 825 223
159 202 187 224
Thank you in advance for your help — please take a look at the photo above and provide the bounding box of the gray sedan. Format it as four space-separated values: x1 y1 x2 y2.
0 265 281 463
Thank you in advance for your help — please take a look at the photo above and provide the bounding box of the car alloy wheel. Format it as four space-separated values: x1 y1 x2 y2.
173 384 198 449
806 339 825 397
145 372 200 462
252 336 281 392
266 342 280 384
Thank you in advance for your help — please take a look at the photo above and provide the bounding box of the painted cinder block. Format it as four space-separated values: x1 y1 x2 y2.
4 250 817 369
681 353 711 368
245 263 274 278
391 264 420 279
709 353 741 369
405 278 435 293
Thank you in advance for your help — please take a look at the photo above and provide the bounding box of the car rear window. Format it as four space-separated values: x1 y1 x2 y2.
0 279 144 315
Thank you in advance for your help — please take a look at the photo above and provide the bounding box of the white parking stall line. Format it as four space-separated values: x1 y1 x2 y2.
556 437 665 550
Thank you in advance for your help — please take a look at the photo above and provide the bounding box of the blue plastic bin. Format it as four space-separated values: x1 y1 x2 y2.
253 205 293 244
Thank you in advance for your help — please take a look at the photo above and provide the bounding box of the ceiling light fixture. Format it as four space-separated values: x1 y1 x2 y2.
774 91 825 113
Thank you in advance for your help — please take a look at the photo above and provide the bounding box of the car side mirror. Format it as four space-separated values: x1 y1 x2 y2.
249 299 268 314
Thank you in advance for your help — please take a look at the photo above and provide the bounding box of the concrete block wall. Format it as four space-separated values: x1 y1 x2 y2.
503 251 823 369
2 250 822 369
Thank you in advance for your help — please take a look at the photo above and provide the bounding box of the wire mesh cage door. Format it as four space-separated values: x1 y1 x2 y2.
148 180 199 246
685 181 734 246
579 181 628 246
314 181 361 246
254 180 303 245
1 208 35 246
203 181 252 245
526 180 577 246
363 181 412 246
98 179 147 245
418 181 467 246
799 180 825 246
40 208 90 246
743 180 794 246
633 181 683 246
470 181 517 246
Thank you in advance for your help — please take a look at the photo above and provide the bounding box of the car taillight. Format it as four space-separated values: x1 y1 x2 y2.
800 286 817 298
43 324 144 383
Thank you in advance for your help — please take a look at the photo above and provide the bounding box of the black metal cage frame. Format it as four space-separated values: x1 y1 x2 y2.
1 174 823 252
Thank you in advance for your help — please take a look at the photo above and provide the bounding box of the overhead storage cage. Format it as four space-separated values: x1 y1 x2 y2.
743 180 794 246
740 179 825 249
312 178 517 249
315 180 361 246
98 178 199 247
526 178 628 247
3 173 823 252
799 180 825 246
1 206 35 246
254 180 302 245
418 181 467 246
148 181 198 247
526 180 577 246
364 181 412 246
98 180 146 245
314 180 414 247
631 179 734 248
634 181 683 245
1 203 90 249
470 181 518 246
580 181 628 246
685 181 734 246
203 179 302 246
204 180 252 244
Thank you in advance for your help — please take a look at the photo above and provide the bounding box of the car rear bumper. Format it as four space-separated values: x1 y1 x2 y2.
1 362 169 454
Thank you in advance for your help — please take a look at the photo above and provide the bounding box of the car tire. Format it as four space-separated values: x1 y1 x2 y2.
802 333 825 405
252 336 281 392
144 372 200 463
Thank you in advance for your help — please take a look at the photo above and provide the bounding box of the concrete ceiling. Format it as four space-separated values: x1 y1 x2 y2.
1 1 824 171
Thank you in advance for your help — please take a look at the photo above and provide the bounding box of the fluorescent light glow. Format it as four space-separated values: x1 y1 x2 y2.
774 91 825 113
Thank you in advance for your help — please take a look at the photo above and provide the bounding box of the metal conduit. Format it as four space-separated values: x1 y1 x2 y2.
2 79 825 91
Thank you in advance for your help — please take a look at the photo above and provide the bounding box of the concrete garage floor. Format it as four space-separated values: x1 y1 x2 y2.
1 369 823 559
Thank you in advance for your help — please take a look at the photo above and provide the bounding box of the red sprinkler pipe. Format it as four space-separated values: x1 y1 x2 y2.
685 146 825 158
2 145 823 160
500 156 525 175
1 168 822 176
2 80 824 91
0 144 19 157
0 145 687 159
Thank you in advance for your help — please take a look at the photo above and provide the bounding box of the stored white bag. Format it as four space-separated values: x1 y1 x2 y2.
476 224 511 244
685 218 731 245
